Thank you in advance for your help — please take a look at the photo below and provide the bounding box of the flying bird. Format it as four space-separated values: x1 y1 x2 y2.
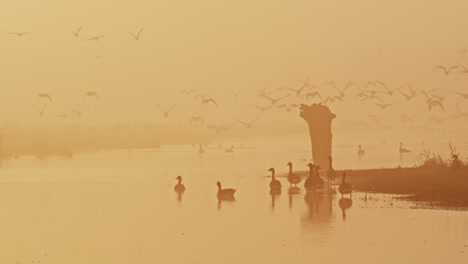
277 104 300 112
201 97 217 107
189 116 205 125
9 32 28 37
427 99 445 111
304 91 321 100
374 103 394 110
261 94 290 104
131 28 144 40
251 104 273 112
456 61 468 73
155 103 177 118
37 93 52 103
72 25 83 37
86 35 104 41
232 115 261 128
34 103 48 116
436 65 458 76
208 125 229 134
323 96 343 104
83 91 100 102
453 91 468 99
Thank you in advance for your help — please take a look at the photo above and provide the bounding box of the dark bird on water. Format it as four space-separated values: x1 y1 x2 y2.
174 176 186 193
268 168 282 190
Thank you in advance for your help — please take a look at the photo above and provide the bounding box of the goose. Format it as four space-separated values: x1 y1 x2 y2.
232 115 261 128
268 168 282 190
357 145 365 155
197 144 205 154
72 25 83 37
338 172 353 197
313 165 325 190
304 163 315 190
327 156 336 183
217 181 236 199
286 162 301 187
399 142 411 153
174 176 185 193
261 94 290 105
436 65 458 76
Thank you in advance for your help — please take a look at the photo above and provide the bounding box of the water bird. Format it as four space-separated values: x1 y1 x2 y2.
305 91 321 100
286 162 301 188
86 35 104 41
357 145 365 155
261 94 290 104
251 104 273 112
216 181 236 199
338 172 353 197
155 103 177 118
72 25 83 37
374 103 394 110
174 176 186 193
453 91 468 99
83 91 100 102
201 97 217 107
456 61 468 73
34 103 48 116
399 142 411 153
37 93 52 103
197 145 205 154
233 91 241 98
232 115 261 128
131 28 144 40
323 96 343 104
268 168 282 190
327 156 336 183
224 146 234 153
9 32 28 37
208 125 228 134
189 116 204 125
304 163 315 190
277 103 299 112
436 65 458 75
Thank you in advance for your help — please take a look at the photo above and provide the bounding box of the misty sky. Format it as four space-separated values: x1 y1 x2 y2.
1 0 467 124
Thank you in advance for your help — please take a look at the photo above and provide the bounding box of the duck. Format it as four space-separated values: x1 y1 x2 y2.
286 162 301 187
399 142 411 154
198 144 205 154
174 176 186 193
217 181 236 199
304 163 315 190
327 156 336 183
338 172 353 197
357 145 365 155
268 168 282 190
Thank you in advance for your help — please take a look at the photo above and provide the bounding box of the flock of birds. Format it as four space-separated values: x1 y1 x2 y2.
173 156 353 201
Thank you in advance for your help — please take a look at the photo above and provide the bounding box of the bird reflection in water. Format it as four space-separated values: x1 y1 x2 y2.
288 187 301 210
270 188 281 211
174 176 185 202
338 198 353 221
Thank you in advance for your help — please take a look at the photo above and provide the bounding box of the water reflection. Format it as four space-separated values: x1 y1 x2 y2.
338 198 353 221
269 188 281 210
217 197 236 210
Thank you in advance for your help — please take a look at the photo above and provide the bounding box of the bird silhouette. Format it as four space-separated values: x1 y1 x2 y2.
201 97 217 107
436 65 458 75
251 104 273 112
9 32 28 37
189 116 204 125
34 103 48 116
453 91 468 99
277 104 300 112
399 83 420 101
37 93 52 103
261 94 290 104
208 125 229 134
72 109 84 117
155 103 177 118
83 91 100 102
131 28 144 40
86 35 104 41
323 96 343 104
456 61 468 73
374 103 394 110
233 91 241 98
232 115 261 128
304 91 322 100
72 25 83 37
399 142 411 153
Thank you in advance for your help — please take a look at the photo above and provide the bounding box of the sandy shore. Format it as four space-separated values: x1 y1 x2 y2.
293 166 468 208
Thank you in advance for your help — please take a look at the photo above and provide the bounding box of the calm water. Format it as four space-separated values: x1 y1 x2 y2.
0 136 467 263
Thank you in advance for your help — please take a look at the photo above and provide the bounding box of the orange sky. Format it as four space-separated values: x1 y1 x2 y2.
1 0 467 124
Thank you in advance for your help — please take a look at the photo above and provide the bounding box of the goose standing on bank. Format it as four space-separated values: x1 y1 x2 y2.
399 142 411 154
217 181 236 199
327 156 336 184
286 162 301 188
338 172 353 197
174 176 186 193
268 168 282 190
